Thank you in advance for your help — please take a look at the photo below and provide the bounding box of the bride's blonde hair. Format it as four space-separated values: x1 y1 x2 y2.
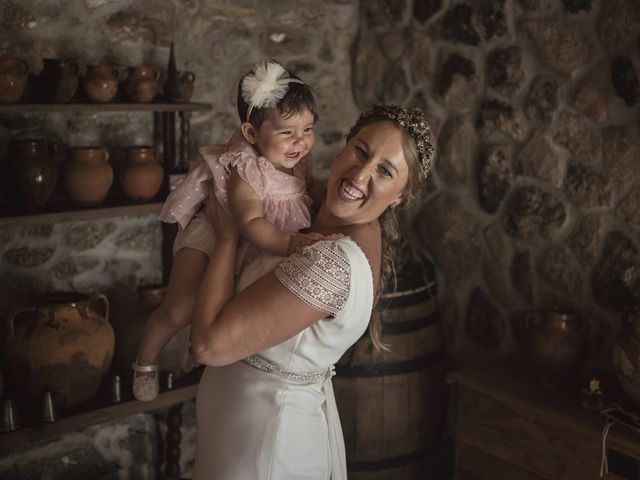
345 114 431 351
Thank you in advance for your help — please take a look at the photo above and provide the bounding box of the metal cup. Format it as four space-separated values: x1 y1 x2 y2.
165 372 175 390
1 398 20 432
40 391 57 422
111 374 122 403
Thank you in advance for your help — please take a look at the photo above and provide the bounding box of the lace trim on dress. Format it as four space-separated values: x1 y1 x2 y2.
274 240 350 317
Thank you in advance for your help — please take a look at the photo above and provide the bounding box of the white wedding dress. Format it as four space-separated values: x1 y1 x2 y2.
193 236 373 480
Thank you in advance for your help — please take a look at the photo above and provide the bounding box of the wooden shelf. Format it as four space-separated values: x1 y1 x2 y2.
0 102 212 113
0 200 163 226
0 368 202 452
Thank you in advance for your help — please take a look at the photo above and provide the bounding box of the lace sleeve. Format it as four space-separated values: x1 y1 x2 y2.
274 240 351 317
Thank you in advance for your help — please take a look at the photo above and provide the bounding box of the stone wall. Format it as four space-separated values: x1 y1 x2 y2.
2 0 640 477
0 0 358 478
352 0 640 363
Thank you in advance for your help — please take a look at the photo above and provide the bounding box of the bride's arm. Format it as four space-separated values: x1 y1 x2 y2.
190 192 333 366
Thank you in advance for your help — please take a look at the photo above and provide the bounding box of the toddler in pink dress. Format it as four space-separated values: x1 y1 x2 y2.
132 61 325 401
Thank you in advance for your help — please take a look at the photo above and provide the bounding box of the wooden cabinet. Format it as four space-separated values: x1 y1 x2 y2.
448 364 640 480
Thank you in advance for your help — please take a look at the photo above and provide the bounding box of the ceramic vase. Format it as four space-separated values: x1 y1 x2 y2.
4 292 114 408
61 146 113 206
82 65 119 103
36 58 79 102
123 66 160 103
117 146 164 202
0 57 29 103
518 308 588 385
2 138 59 210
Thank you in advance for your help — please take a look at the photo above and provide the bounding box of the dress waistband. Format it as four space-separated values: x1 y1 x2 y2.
241 354 335 385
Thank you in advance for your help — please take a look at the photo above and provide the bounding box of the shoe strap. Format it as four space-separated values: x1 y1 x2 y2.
132 362 158 373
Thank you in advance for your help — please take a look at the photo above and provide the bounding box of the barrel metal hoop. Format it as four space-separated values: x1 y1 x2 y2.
380 312 440 335
334 348 445 378
378 288 436 310
347 446 429 471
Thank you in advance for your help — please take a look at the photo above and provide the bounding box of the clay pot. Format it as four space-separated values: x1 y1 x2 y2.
4 292 114 408
36 58 79 102
111 285 190 378
61 146 113 206
117 146 164 202
0 57 29 103
518 308 588 385
123 66 160 103
1 138 59 210
82 65 119 103
612 306 640 404
164 70 196 102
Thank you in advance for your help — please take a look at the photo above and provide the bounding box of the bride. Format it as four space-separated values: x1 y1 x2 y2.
190 104 435 480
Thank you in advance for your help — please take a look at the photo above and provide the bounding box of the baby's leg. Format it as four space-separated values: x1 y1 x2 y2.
137 247 209 367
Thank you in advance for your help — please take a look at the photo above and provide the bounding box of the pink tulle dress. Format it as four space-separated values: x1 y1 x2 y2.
159 131 313 264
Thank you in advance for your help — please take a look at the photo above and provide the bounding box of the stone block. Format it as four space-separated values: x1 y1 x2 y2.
564 161 612 208
503 186 567 240
486 46 525 98
553 111 600 163
516 129 563 187
526 77 559 123
524 19 594 75
478 144 513 214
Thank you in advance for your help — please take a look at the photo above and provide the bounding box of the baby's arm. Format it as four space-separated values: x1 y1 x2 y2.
229 168 322 256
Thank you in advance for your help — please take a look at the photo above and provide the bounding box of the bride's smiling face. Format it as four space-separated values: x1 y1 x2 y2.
324 121 409 226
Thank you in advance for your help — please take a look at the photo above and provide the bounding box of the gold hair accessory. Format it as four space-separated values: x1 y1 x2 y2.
359 105 436 176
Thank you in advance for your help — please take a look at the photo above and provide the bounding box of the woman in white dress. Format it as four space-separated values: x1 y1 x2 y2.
190 105 436 480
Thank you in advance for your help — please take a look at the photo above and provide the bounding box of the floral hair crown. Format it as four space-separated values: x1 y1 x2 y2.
359 105 436 176
241 61 304 121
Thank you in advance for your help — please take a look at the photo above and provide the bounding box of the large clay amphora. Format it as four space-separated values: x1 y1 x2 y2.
111 285 190 378
117 146 164 202
0 57 28 103
82 65 119 103
2 138 59 210
123 66 160 103
4 292 114 408
36 58 79 102
61 146 113 206
521 308 588 385
612 306 640 404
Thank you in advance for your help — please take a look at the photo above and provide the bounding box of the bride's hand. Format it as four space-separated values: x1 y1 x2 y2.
204 189 238 243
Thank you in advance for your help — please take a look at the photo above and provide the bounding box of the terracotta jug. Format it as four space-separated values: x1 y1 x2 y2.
111 285 190 378
612 306 640 404
1 138 59 210
118 146 164 201
61 146 113 206
520 308 588 385
82 65 119 103
36 58 79 102
164 70 196 102
123 66 160 103
4 292 114 408
0 57 28 103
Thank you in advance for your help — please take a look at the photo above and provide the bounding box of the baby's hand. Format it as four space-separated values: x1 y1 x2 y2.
287 232 327 255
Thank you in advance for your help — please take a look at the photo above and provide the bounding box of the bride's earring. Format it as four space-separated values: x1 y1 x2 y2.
391 201 399 208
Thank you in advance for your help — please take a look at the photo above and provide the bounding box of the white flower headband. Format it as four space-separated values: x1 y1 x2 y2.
241 61 304 121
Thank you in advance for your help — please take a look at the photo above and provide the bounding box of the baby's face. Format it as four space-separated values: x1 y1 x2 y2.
252 107 315 171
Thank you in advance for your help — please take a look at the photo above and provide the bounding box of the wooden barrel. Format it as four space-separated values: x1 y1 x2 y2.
333 281 447 479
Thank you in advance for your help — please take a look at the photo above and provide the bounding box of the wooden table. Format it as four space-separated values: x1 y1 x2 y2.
448 363 640 480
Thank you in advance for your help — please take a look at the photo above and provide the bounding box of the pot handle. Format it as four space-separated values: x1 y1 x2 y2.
90 292 110 322
6 306 37 341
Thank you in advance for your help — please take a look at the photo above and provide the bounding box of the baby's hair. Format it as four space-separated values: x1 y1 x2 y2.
236 68 318 129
